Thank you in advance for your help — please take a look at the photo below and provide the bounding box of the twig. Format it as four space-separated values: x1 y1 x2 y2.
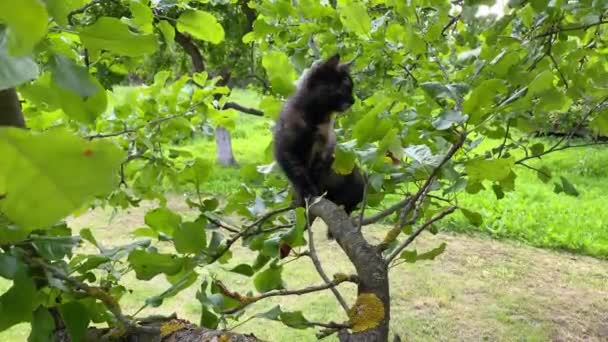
220 276 357 314
208 206 295 263
441 14 461 36
356 174 369 232
85 114 191 140
516 161 551 178
549 53 568 89
306 200 351 314
532 20 608 39
497 119 511 158
516 97 608 164
363 133 465 230
203 213 240 234
24 254 158 335
386 206 457 263
223 102 264 116
67 0 102 26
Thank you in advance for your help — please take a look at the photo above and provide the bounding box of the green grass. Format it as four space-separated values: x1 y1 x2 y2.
185 88 608 258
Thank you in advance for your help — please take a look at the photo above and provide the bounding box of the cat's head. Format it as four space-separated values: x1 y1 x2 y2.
300 54 355 113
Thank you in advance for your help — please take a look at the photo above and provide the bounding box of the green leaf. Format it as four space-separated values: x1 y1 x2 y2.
492 184 505 199
281 207 306 248
177 10 225 45
145 207 182 235
173 219 207 255
337 0 371 38
158 20 176 47
0 269 37 331
590 110 608 135
417 243 447 261
332 143 356 174
465 158 515 182
280 311 310 329
0 33 39 90
128 250 185 280
229 264 255 277
0 0 48 55
537 166 552 183
79 17 158 57
260 95 282 120
400 243 446 262
262 51 297 96
432 110 467 130
254 262 284 293
528 70 554 96
46 0 87 27
0 128 124 229
200 305 219 329
559 176 579 197
50 54 98 97
463 79 507 123
146 271 198 307
59 301 90 342
460 208 483 227
28 307 55 342
129 0 154 33
530 143 545 156
0 253 20 279
32 235 79 260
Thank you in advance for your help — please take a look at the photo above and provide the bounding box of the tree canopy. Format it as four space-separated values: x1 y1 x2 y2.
0 0 607 341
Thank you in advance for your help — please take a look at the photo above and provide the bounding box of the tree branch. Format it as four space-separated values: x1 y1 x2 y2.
309 199 390 341
359 133 466 227
174 30 205 72
67 0 102 26
386 206 457 264
532 20 608 39
223 102 264 116
306 200 350 314
219 276 357 314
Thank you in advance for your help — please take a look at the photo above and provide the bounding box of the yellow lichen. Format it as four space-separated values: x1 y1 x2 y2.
160 320 187 337
348 293 385 332
333 273 349 282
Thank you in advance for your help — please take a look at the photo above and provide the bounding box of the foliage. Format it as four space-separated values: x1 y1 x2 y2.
0 0 607 340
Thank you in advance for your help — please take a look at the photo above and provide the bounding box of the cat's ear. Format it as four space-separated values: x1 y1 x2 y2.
323 54 340 68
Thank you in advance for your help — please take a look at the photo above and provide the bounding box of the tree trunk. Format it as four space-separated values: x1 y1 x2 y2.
0 88 25 128
215 126 238 166
311 199 390 341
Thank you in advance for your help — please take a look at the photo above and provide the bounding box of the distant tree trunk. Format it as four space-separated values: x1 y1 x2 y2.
0 88 25 128
215 126 238 166
174 30 239 167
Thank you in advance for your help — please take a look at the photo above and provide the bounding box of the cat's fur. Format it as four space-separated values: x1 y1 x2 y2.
273 54 365 254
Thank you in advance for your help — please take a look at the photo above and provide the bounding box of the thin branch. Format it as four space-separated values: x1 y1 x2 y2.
306 200 350 314
516 97 608 163
356 174 369 232
223 102 264 116
386 206 457 264
549 53 568 89
203 213 240 234
497 119 511 158
208 206 294 263
67 0 102 26
24 253 158 335
220 276 357 314
85 114 190 140
532 20 608 39
515 161 551 178
441 14 461 36
360 132 466 227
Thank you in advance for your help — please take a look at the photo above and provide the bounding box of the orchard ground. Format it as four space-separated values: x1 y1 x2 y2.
2 89 608 340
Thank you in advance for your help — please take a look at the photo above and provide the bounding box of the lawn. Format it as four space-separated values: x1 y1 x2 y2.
187 88 608 258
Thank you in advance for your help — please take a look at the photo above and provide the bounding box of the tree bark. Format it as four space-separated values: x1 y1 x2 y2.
0 88 25 128
173 30 239 166
310 199 390 342
215 126 238 166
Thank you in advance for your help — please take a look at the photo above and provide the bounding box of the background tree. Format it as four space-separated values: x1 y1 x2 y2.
0 0 607 341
